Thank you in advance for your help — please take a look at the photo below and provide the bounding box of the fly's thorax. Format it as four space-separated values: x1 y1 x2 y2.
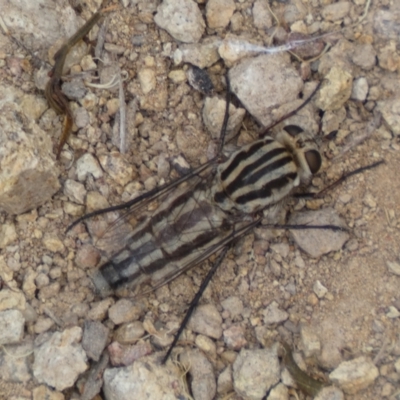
212 126 322 215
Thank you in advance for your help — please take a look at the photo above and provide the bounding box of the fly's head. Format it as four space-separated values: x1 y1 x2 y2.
275 125 322 186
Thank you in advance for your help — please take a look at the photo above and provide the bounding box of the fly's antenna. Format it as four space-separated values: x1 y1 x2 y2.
218 74 232 154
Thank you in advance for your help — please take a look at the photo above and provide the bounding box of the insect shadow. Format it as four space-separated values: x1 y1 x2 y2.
67 77 383 364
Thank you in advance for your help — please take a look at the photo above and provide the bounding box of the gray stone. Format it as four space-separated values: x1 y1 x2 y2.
203 97 245 142
108 299 144 325
108 341 152 366
329 357 379 394
98 152 136 186
229 54 303 127
270 243 290 258
188 303 222 339
76 153 103 182
377 98 400 135
154 0 205 43
0 86 60 215
0 310 25 345
180 349 216 400
253 0 273 30
351 44 376 71
103 353 185 400
386 306 400 319
82 320 109 361
314 386 344 400
80 353 109 400
300 324 321 358
233 346 280 400
221 296 244 318
175 37 220 68
0 339 33 383
33 327 88 391
1 0 79 51
62 78 88 100
223 324 247 350
267 383 289 400
373 5 400 40
387 261 400 276
217 365 233 395
263 301 289 326
288 208 350 258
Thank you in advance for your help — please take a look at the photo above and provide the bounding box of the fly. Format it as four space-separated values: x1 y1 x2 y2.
68 80 382 362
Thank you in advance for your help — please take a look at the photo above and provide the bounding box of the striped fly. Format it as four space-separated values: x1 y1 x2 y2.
68 82 381 361
72 105 322 298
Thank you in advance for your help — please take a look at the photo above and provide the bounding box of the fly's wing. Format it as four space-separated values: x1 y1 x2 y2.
81 160 216 259
141 216 262 295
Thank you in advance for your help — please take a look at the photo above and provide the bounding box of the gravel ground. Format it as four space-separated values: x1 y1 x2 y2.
1 0 400 399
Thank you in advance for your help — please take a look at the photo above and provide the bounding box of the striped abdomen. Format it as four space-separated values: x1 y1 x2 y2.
212 135 301 214
92 182 233 294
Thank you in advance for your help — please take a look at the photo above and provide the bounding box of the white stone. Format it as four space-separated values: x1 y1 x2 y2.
138 68 156 94
64 179 86 204
0 309 25 345
387 261 400 276
229 54 303 127
300 324 321 357
313 280 328 299
329 357 379 394
0 289 26 312
263 301 289 325
0 223 17 248
154 0 205 43
233 346 280 399
33 327 88 391
76 153 103 181
103 354 185 399
351 77 369 101
203 96 245 141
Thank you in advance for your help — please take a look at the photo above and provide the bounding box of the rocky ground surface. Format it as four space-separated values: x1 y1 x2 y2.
0 0 400 399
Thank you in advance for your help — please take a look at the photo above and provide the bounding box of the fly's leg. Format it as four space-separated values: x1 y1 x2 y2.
162 246 229 364
294 160 384 200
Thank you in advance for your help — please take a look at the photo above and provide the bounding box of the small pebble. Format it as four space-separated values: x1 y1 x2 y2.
0 309 25 345
233 346 280 399
188 304 222 339
108 299 144 325
263 301 289 325
329 356 379 394
313 280 328 299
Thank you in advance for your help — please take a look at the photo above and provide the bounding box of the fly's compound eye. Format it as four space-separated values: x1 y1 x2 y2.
305 149 322 174
283 125 304 137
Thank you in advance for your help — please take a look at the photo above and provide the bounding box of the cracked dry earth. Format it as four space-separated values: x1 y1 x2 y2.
0 0 400 399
